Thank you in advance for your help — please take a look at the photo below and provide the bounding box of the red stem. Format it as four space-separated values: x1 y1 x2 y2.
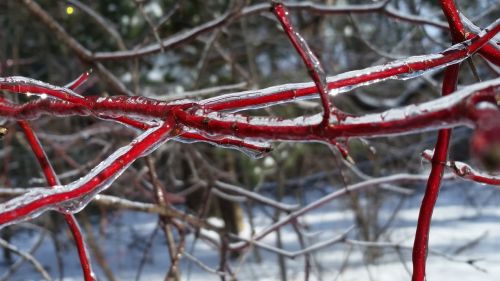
203 22 499 111
18 121 96 281
440 0 466 43
173 80 497 141
66 69 92 90
412 63 460 281
440 0 500 65
1 80 498 141
0 121 174 226
0 24 496 117
272 2 332 125
467 173 500 185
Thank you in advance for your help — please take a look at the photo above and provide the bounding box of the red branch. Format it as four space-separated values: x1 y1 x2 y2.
1 2 498 280
201 21 499 112
272 2 333 125
0 120 175 226
0 6 497 230
0 3 500 281
18 120 96 281
422 150 500 186
440 0 500 65
412 64 459 281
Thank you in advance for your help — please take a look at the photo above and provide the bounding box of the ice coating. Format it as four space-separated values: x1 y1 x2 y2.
57 122 173 213
200 46 466 113
0 122 173 227
199 19 499 112
65 69 92 90
199 82 315 110
271 0 331 124
175 129 272 158
0 188 55 228
198 76 499 128
179 77 500 142
200 110 324 127
459 13 500 48
422 148 500 185
55 145 133 214
0 76 85 100
459 13 482 35
344 77 500 126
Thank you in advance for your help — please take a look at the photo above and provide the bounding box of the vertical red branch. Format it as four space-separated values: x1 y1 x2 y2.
412 3 472 277
411 64 460 281
18 121 96 281
439 0 466 42
272 2 332 126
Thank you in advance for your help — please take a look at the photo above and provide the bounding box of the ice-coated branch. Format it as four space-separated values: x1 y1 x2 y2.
272 2 332 125
0 121 175 227
65 69 93 91
201 20 500 111
422 150 500 185
176 78 500 141
1 77 498 144
2 2 499 280
0 189 221 233
439 0 500 66
18 121 96 281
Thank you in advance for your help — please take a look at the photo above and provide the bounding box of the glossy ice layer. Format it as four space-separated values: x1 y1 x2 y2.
200 18 499 112
0 122 173 228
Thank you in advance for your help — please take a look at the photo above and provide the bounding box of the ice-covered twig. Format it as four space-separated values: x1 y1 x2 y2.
18 121 96 281
422 150 500 185
0 188 220 232
0 121 175 227
202 20 500 111
272 2 333 125
176 78 500 141
1 77 497 143
65 69 92 91
440 0 500 66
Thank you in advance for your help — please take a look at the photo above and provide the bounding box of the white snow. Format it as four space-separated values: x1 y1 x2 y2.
1 180 500 280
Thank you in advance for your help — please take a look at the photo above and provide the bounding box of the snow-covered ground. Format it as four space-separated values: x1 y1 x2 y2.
2 180 500 281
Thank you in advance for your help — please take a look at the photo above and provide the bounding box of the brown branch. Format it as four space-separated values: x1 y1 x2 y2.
20 0 133 96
